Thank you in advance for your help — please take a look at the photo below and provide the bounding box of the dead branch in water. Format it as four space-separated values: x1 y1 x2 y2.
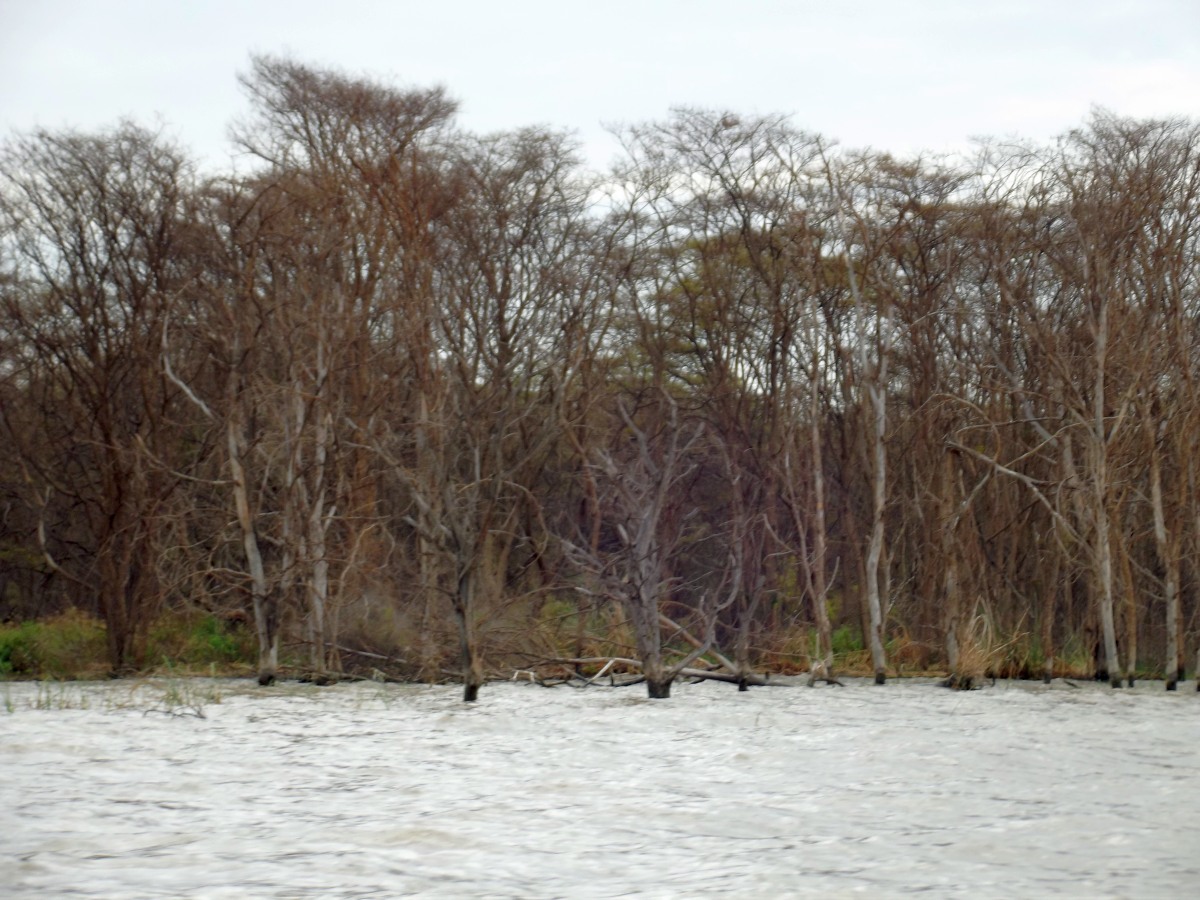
518 656 773 688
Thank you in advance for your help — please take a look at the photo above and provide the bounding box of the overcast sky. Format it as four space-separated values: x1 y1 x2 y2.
3 0 1199 172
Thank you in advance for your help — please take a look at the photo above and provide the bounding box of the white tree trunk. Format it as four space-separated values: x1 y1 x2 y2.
1092 298 1122 687
1149 445 1181 689
227 410 276 684
810 381 833 673
865 380 889 684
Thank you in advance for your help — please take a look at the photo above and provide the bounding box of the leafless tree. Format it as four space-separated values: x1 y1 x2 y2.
566 392 712 698
365 127 606 699
0 124 200 671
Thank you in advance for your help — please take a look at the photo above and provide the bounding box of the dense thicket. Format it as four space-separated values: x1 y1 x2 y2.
3 58 1198 696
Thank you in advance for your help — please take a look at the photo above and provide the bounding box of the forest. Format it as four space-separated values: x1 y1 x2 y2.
1 57 1198 699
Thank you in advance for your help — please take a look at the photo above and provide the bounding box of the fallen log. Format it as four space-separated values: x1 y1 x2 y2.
678 668 773 687
525 656 774 689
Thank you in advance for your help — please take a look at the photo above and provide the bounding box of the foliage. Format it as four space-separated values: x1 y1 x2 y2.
1 60 1197 694
0 610 108 678
0 611 258 679
146 613 257 671
832 625 864 657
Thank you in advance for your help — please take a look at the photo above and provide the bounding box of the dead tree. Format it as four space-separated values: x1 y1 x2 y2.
566 393 714 698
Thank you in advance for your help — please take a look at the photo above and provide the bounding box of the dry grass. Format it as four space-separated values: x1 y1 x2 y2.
944 616 1035 688
889 629 937 675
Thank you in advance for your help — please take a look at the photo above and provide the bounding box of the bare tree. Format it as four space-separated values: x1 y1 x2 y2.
611 110 838 683
364 127 605 700
226 57 456 679
0 124 196 672
567 393 711 698
824 151 907 684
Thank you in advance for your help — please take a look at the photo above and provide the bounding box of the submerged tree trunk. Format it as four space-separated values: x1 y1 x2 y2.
234 398 278 685
305 405 332 676
641 650 672 699
943 550 961 674
1117 530 1137 688
1142 420 1180 696
1148 426 1181 690
940 455 962 676
865 383 889 685
626 570 673 700
1092 448 1122 688
455 562 485 702
586 397 702 700
809 387 834 675
1040 547 1061 684
1091 293 1123 688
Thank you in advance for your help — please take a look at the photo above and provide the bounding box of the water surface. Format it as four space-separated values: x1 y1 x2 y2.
3 677 1197 897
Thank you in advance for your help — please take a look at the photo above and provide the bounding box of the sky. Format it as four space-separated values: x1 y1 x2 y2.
2 0 1199 173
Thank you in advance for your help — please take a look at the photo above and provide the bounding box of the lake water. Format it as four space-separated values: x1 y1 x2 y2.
2 677 1197 898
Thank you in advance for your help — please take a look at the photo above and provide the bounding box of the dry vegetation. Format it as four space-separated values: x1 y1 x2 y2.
2 57 1199 696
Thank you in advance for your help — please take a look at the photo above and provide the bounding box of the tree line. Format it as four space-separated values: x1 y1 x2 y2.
2 57 1198 698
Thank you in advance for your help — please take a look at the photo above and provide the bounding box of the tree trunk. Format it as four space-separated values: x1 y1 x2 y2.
1164 556 1181 691
101 528 143 675
810 390 833 673
940 456 962 675
628 584 672 700
227 403 277 685
1094 453 1122 688
455 563 484 702
639 636 671 699
943 551 961 674
1091 297 1122 688
254 607 280 687
1149 442 1181 690
866 385 889 684
1040 547 1060 684
634 621 671 699
305 407 331 675
645 674 672 699
1117 529 1137 687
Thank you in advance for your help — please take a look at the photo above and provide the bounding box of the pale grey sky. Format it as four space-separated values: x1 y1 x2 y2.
2 0 1199 171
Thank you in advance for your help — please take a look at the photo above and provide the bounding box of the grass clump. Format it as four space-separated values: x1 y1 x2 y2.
147 677 222 718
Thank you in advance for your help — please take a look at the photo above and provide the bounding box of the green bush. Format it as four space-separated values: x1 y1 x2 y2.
0 621 39 675
0 610 259 678
0 611 108 678
187 615 250 664
147 612 255 670
832 624 863 656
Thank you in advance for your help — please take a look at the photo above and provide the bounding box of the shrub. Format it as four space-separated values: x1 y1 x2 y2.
146 611 256 671
0 610 107 678
187 615 248 664
0 621 39 676
832 624 863 656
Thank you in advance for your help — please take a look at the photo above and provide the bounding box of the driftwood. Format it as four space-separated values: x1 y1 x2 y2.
806 661 845 687
524 656 772 689
335 644 406 664
679 668 772 687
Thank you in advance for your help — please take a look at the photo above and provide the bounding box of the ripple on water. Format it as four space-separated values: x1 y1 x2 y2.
1 678 1198 898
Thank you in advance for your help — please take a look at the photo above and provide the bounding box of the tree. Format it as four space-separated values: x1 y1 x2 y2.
570 392 710 698
365 127 606 700
0 123 196 672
